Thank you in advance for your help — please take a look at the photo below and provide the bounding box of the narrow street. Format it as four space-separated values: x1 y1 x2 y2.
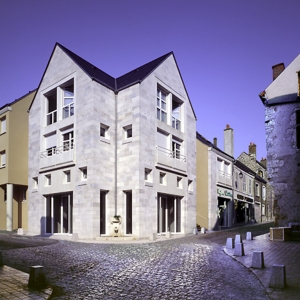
0 224 272 299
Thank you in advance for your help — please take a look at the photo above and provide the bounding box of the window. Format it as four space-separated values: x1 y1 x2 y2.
145 168 152 181
296 110 300 149
159 172 166 185
100 124 109 138
33 177 38 189
172 138 181 159
248 179 252 195
188 180 193 192
63 131 74 151
242 175 246 192
172 98 181 130
0 151 6 167
62 82 74 119
45 132 56 156
262 186 266 200
123 125 132 139
80 167 87 180
45 88 57 125
157 88 167 123
0 117 6 134
255 183 260 196
235 172 239 189
3 186 7 202
177 177 182 188
45 175 51 186
262 204 265 216
64 170 71 183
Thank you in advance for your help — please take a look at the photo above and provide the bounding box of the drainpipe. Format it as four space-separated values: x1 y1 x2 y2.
114 92 118 215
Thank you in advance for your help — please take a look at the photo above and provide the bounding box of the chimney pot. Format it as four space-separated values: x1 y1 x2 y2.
213 137 217 147
272 63 285 81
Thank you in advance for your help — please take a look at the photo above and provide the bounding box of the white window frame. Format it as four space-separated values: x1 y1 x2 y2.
0 117 6 134
255 183 260 196
157 88 167 123
63 131 74 152
0 151 6 167
172 138 182 160
248 179 252 195
62 82 74 119
242 175 246 192
45 88 57 126
172 97 182 130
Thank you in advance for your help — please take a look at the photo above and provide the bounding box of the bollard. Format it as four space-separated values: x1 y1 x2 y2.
201 227 206 234
246 232 253 240
234 243 245 256
149 233 156 241
193 227 198 235
28 265 47 289
235 234 242 244
269 264 286 289
0 250 3 266
226 238 234 249
166 231 171 239
251 251 264 268
72 233 79 241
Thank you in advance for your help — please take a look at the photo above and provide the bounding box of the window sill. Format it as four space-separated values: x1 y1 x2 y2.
100 137 110 144
144 181 153 187
0 131 6 136
188 191 194 195
122 138 132 145
78 182 87 186
0 165 6 169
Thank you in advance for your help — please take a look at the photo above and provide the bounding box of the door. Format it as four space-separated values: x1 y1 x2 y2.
125 191 132 234
100 191 106 235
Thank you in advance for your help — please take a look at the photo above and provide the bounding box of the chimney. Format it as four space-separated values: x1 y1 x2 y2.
272 63 285 81
213 137 217 147
249 142 256 159
260 158 267 167
224 124 234 157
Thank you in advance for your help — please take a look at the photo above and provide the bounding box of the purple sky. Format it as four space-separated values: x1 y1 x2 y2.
1 0 300 160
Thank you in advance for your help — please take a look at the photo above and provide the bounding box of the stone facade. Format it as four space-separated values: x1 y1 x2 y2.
28 43 196 239
260 54 300 226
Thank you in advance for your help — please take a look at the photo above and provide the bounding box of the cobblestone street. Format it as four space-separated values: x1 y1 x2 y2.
1 233 269 299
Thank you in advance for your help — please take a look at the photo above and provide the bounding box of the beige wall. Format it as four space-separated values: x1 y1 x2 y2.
196 139 208 229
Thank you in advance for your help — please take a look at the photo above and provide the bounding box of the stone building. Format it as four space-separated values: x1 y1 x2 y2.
28 43 196 239
237 143 272 222
0 90 36 231
259 55 300 226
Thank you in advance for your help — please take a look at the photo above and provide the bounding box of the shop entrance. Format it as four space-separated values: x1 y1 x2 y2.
157 194 181 234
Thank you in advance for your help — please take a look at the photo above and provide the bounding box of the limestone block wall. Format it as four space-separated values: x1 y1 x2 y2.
265 103 300 225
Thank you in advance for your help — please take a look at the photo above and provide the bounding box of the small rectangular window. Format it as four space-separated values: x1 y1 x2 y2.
159 172 166 185
62 81 74 119
145 168 152 181
255 183 260 196
80 167 87 180
0 151 6 167
33 177 38 189
188 180 193 192
45 175 51 186
157 88 167 123
0 117 6 134
123 125 132 139
100 124 109 138
64 170 71 183
177 177 182 188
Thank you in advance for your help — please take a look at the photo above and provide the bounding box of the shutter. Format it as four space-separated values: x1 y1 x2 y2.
45 133 56 149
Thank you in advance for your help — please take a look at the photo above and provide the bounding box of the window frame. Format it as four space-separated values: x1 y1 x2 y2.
157 88 167 123
80 167 87 181
0 151 6 167
62 81 74 119
0 117 6 134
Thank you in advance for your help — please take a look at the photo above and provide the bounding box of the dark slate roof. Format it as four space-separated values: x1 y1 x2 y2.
116 52 173 91
58 43 172 93
57 43 116 90
0 89 37 111
234 160 256 176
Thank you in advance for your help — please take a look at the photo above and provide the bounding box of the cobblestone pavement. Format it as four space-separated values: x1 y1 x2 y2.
1 233 269 299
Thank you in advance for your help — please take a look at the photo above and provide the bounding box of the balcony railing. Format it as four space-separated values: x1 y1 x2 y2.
217 170 232 186
156 146 186 172
40 144 74 168
157 146 186 162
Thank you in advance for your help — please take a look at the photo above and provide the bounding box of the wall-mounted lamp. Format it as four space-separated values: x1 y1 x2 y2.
239 172 243 179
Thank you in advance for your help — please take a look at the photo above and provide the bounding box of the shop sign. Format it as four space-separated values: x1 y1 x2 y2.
236 194 254 203
217 188 232 197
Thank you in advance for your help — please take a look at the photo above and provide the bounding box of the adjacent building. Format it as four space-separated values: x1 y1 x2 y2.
259 56 300 226
28 43 196 239
237 143 272 222
0 90 36 231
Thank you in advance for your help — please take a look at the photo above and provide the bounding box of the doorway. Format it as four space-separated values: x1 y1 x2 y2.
157 194 181 234
46 193 73 234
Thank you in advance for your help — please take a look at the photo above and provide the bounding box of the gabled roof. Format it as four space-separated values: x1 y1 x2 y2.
0 89 36 111
30 43 196 119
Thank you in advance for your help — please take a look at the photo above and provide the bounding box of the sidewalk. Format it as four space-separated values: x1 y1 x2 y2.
0 265 52 299
224 233 300 300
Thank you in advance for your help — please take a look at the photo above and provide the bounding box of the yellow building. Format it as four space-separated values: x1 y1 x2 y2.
0 90 36 231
